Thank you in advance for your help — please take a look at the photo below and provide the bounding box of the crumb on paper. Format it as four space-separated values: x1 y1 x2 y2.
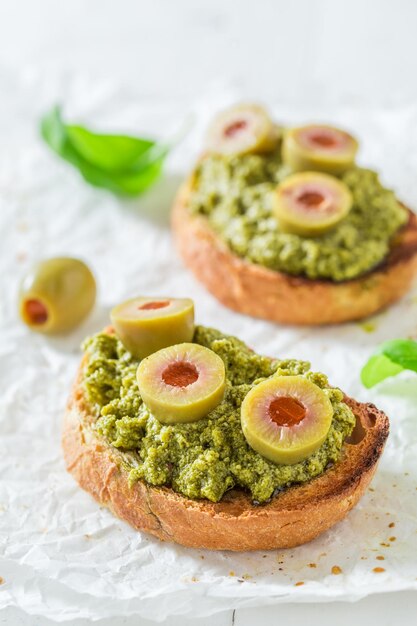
389 522 395 528
373 567 386 574
0 577 4 585
229 571 235 577
294 581 304 587
181 576 199 584
242 574 252 581
331 566 342 575
380 542 390 548
389 536 396 542
376 556 385 561
308 563 317 568
359 321 377 333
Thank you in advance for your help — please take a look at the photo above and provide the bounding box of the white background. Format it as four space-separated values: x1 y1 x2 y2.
1 0 417 624
2 0 417 106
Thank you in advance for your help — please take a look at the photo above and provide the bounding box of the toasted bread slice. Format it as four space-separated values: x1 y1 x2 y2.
63 356 389 551
172 181 417 325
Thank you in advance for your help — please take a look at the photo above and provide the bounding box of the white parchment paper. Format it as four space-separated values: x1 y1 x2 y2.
1 71 417 621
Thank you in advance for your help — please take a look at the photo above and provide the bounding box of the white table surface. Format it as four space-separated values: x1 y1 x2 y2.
1 0 417 623
2 591 417 626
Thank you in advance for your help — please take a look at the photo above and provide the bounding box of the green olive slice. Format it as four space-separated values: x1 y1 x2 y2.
111 297 194 359
137 343 226 423
206 103 278 156
273 171 352 237
19 257 96 334
282 124 358 175
241 375 333 465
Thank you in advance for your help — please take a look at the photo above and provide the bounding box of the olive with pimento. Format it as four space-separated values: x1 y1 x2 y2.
19 257 96 334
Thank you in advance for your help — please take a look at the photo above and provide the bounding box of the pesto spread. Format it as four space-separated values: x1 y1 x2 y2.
188 151 407 281
82 326 355 503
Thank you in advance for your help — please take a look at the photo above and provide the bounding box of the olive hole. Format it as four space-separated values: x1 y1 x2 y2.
25 299 48 325
162 361 199 388
297 191 325 209
139 300 170 311
224 119 247 138
310 133 337 148
268 396 306 427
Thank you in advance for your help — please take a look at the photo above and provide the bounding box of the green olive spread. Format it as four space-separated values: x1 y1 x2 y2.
187 151 407 281
82 326 355 503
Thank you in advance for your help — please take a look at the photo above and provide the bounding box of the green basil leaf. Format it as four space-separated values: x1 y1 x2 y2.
66 125 154 172
361 338 417 388
40 106 167 196
380 339 417 372
361 354 404 388
40 105 68 154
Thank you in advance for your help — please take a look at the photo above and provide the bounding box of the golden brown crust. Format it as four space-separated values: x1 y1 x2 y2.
171 182 417 325
63 358 389 551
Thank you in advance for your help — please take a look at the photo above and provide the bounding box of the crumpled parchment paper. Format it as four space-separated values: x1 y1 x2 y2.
1 71 417 622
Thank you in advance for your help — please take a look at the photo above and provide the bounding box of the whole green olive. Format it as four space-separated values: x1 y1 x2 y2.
19 257 96 334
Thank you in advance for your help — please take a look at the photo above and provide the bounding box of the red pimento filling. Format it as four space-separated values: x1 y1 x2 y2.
139 300 170 311
268 396 306 427
162 361 199 387
300 127 348 152
297 191 326 209
309 132 338 148
224 119 247 138
25 299 48 325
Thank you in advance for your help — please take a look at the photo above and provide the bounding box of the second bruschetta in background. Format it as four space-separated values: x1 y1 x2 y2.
172 104 417 325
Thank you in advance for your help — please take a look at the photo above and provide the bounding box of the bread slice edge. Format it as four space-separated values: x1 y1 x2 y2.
172 181 417 325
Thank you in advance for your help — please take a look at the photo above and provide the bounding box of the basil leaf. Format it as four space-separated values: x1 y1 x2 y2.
40 105 68 154
66 125 155 172
40 106 167 196
361 354 404 388
380 339 417 372
361 338 417 388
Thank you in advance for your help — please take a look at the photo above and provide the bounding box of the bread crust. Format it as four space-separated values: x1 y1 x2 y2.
172 182 417 325
63 359 389 551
